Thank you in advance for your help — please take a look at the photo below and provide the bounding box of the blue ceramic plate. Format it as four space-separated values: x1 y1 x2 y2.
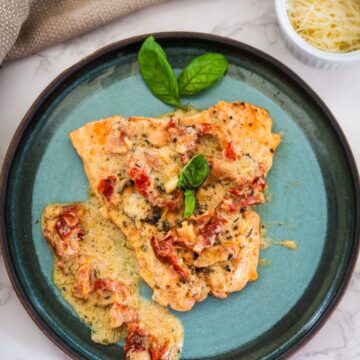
1 33 359 360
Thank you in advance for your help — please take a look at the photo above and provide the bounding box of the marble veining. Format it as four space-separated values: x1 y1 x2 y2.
0 0 360 359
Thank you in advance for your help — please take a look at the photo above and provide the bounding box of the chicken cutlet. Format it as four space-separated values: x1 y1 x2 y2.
42 197 183 359
69 101 280 311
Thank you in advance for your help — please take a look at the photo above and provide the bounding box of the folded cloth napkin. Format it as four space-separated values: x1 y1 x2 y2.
0 0 166 64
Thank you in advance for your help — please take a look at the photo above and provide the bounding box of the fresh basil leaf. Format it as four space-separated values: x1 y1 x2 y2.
178 154 209 218
177 172 189 190
178 154 209 189
183 189 196 218
178 53 228 96
138 36 181 107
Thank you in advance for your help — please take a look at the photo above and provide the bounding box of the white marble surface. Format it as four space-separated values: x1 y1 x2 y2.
1 0 360 359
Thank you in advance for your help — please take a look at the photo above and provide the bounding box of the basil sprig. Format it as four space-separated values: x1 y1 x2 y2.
138 36 181 107
138 36 228 107
178 53 228 96
178 154 209 218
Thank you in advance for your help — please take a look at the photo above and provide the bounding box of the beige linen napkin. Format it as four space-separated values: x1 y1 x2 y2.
0 0 166 64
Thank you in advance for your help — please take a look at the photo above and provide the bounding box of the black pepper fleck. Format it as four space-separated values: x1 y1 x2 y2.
246 229 253 238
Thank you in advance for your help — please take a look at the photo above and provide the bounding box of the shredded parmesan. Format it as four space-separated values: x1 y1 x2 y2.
287 0 360 53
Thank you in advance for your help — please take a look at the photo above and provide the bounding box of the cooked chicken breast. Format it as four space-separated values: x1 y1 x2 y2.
42 199 183 358
69 101 280 311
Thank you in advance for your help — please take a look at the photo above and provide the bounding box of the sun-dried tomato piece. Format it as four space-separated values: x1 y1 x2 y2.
48 205 84 263
238 193 264 208
125 323 151 354
55 217 72 239
199 212 226 247
128 161 181 211
253 176 266 190
150 340 170 360
180 197 236 253
168 117 177 128
55 206 80 240
197 123 212 134
151 234 190 280
221 196 239 213
228 176 266 207
119 128 127 142
125 323 168 360
97 175 116 200
225 142 237 160
94 278 130 306
77 229 85 240
198 123 237 160
62 204 79 213
228 187 244 197
128 167 151 197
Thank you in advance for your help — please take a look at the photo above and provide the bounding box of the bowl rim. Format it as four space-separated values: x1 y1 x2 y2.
0 31 359 360
275 0 360 62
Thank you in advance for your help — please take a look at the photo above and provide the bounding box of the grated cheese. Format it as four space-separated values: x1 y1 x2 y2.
287 0 360 53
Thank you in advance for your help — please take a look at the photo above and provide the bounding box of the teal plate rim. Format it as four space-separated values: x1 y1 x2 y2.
1 32 359 360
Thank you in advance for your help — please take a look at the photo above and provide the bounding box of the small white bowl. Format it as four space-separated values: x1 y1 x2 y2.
275 0 360 69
